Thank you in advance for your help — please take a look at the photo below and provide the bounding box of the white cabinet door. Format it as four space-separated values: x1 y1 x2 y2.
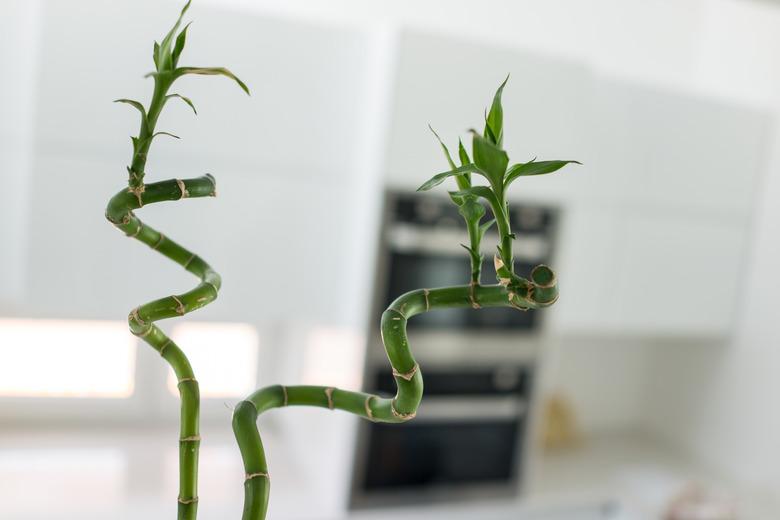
610 212 749 336
546 205 622 334
591 79 769 216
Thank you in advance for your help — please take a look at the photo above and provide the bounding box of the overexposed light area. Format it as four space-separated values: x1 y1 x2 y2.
0 318 136 398
301 327 365 389
166 322 259 398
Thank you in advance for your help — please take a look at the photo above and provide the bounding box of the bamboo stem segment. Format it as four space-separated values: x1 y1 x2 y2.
232 282 558 520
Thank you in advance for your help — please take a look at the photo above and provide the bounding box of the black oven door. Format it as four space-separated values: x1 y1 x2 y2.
385 252 539 330
351 366 532 508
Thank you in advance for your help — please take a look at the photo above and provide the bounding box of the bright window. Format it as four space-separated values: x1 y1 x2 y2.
0 318 136 398
166 322 259 398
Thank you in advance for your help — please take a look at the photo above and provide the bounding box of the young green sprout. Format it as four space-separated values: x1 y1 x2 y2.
231 78 578 520
105 2 248 519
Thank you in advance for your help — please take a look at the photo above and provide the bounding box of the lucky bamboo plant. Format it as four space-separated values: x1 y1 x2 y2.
232 77 579 520
107 3 577 520
106 2 248 519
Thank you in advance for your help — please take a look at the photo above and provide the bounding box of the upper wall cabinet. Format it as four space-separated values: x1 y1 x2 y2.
34 0 370 186
384 31 770 338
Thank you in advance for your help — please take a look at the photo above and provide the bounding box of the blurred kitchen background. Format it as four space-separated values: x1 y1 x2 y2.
2 0 780 518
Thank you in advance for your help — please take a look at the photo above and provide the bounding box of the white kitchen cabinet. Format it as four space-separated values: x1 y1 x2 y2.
385 30 769 338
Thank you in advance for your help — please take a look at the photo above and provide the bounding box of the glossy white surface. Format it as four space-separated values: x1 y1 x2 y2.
2 427 773 520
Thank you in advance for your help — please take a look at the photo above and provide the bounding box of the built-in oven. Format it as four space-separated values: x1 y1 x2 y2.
350 191 558 509
351 364 533 508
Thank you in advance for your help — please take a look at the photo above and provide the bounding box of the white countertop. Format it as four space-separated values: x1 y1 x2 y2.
0 420 775 520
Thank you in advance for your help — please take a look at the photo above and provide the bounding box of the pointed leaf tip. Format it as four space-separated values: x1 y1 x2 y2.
428 124 456 169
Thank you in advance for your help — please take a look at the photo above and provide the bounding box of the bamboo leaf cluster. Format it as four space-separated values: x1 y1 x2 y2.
420 76 579 307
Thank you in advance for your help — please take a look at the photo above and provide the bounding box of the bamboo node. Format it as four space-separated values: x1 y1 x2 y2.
159 339 172 356
127 223 143 238
281 385 288 407
424 289 430 311
469 281 481 309
245 472 269 481
176 178 189 199
127 185 145 207
392 363 419 382
135 325 154 338
391 402 416 421
178 496 198 505
364 395 375 420
183 253 197 269
171 295 186 315
152 233 165 250
325 387 335 410
180 435 201 442
178 377 198 386
387 308 407 321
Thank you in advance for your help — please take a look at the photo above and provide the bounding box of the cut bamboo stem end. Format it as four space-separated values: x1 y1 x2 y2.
392 364 419 382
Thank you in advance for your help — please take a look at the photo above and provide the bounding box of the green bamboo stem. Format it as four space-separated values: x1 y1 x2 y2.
109 3 248 518
232 281 558 520
107 174 220 520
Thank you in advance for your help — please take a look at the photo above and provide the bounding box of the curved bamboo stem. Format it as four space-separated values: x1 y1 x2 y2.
106 174 220 520
232 281 558 520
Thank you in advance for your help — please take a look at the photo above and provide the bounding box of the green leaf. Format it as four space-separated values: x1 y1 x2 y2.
152 131 181 140
460 243 482 262
458 197 486 222
450 186 500 210
417 164 484 192
429 125 456 170
114 98 145 114
471 131 508 189
448 191 465 206
486 75 509 146
158 0 192 71
478 218 496 240
114 99 147 125
173 67 250 95
483 108 497 144
504 159 581 186
172 22 192 68
458 138 471 166
166 93 197 115
153 41 160 69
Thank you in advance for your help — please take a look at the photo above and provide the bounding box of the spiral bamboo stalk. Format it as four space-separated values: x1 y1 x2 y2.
232 77 576 519
107 2 247 519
